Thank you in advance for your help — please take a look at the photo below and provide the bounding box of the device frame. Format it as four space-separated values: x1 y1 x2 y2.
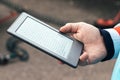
7 12 83 68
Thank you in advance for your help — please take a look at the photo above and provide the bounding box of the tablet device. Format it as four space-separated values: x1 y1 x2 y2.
7 12 83 68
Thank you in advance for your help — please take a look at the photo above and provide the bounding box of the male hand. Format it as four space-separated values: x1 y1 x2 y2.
59 22 107 66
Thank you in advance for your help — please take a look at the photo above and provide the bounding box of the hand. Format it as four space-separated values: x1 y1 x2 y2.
59 22 107 66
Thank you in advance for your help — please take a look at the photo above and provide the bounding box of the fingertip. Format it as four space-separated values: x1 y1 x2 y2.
59 23 71 32
79 52 88 62
59 27 64 32
60 26 68 33
57 60 64 65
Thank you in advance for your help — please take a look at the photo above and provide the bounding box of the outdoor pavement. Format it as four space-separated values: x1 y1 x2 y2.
0 0 119 80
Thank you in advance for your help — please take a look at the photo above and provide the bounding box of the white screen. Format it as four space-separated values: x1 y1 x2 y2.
16 17 73 59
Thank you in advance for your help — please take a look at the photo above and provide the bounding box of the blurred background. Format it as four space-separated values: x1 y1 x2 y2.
0 0 120 80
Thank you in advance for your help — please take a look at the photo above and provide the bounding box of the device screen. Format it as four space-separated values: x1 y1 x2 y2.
15 17 73 59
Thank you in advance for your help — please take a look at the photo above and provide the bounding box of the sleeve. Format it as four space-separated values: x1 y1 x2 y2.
99 23 120 61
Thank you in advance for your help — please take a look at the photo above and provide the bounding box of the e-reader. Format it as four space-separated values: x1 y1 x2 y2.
7 12 83 68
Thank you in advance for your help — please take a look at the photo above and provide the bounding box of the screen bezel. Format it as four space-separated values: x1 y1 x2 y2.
7 12 83 68
16 16 74 59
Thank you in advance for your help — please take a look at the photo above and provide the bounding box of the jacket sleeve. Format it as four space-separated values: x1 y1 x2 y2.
99 23 120 61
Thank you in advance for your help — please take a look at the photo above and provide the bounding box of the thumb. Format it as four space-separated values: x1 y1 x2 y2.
59 23 78 33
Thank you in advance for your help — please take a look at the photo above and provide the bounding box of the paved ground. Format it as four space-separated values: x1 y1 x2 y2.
0 0 119 80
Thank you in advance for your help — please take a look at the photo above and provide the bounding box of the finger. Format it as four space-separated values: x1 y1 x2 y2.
59 23 78 33
71 33 83 42
79 60 89 66
57 60 64 65
79 51 88 62
79 52 89 66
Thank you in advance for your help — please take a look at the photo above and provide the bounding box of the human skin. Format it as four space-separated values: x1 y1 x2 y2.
59 22 107 65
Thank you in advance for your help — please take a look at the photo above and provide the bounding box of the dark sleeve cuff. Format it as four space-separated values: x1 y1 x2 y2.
99 29 115 61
